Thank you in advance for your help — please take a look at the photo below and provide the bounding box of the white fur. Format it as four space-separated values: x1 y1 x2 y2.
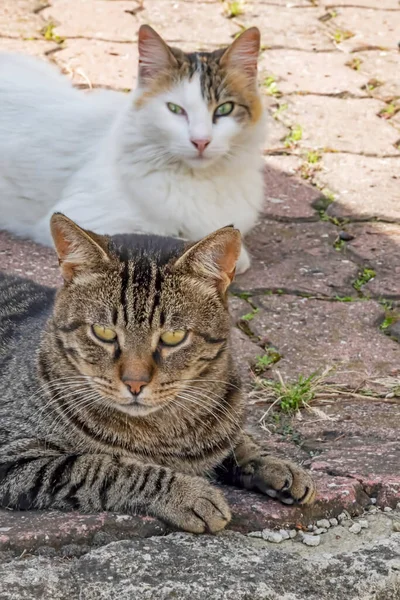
0 54 266 273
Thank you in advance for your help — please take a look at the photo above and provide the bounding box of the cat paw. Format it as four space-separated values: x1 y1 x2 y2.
250 457 316 505
159 476 231 534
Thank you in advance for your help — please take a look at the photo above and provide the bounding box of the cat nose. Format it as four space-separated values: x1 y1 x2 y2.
191 138 211 154
122 378 149 396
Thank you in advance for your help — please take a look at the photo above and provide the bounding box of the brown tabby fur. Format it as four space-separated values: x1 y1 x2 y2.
0 214 315 532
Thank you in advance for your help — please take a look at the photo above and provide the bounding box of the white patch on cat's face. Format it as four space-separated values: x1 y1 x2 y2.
138 74 243 169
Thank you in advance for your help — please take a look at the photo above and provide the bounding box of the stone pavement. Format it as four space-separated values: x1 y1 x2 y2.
1 0 400 597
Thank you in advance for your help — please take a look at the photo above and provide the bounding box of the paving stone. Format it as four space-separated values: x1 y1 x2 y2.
262 160 322 221
331 7 400 52
238 5 334 51
135 0 238 48
42 0 139 43
1 530 399 600
53 39 137 90
0 230 60 287
323 0 399 7
0 0 45 39
355 50 400 101
236 221 359 296
233 295 400 384
259 49 368 96
315 154 400 221
345 222 400 298
0 38 58 58
311 442 400 507
263 111 290 151
284 96 399 154
0 472 369 556
0 511 167 554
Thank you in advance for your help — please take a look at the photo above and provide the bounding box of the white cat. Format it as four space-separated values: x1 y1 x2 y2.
0 26 265 273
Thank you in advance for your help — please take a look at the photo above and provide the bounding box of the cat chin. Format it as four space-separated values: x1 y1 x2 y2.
113 401 163 417
182 154 221 170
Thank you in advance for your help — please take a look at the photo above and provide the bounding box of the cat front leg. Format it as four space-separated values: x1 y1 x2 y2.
0 443 231 533
215 433 316 505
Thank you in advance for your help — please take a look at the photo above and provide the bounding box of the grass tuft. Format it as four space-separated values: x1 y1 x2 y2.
353 267 376 292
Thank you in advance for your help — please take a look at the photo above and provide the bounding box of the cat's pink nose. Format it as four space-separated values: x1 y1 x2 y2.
122 378 148 396
191 138 211 154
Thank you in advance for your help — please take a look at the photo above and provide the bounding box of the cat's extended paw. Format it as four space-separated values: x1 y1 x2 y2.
250 457 316 505
160 475 231 534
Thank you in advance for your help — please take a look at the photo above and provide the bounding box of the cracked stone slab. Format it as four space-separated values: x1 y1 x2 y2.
236 221 359 297
135 0 238 48
0 473 369 556
258 49 368 96
231 295 400 385
0 0 45 39
324 0 400 7
314 154 400 221
355 50 400 101
330 7 400 52
53 39 137 90
262 159 322 221
42 0 140 43
238 5 334 51
0 531 399 600
345 222 400 298
0 38 58 58
284 96 399 154
311 442 400 507
0 230 60 287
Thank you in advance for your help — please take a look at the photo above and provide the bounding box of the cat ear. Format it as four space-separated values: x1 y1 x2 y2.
138 25 177 83
174 226 242 294
50 213 111 283
220 27 260 80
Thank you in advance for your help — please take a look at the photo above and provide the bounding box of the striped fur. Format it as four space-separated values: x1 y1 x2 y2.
0 216 315 532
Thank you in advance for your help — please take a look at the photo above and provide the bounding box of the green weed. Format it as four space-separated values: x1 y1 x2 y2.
254 349 282 374
353 267 376 292
346 57 362 71
284 124 303 148
41 22 64 44
263 74 281 97
224 1 244 18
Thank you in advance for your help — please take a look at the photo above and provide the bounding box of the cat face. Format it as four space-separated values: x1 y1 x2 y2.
133 25 263 169
50 214 241 417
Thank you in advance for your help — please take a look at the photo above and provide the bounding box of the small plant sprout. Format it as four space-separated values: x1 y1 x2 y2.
41 22 64 44
273 102 289 120
223 1 244 18
346 57 363 71
332 29 355 44
263 75 281 97
353 267 376 292
253 349 282 375
284 124 303 148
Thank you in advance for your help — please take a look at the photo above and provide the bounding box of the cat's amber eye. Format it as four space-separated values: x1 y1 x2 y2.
92 324 117 343
214 102 234 117
167 102 186 116
160 330 187 347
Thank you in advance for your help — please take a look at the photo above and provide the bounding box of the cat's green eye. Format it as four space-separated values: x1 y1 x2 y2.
160 330 187 347
214 102 234 117
167 102 185 116
92 324 117 343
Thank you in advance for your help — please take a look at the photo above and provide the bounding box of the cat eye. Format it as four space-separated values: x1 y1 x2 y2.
214 102 234 117
167 103 186 116
159 330 187 347
92 324 118 343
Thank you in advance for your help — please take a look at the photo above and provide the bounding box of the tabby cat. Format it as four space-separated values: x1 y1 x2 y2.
0 215 315 532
